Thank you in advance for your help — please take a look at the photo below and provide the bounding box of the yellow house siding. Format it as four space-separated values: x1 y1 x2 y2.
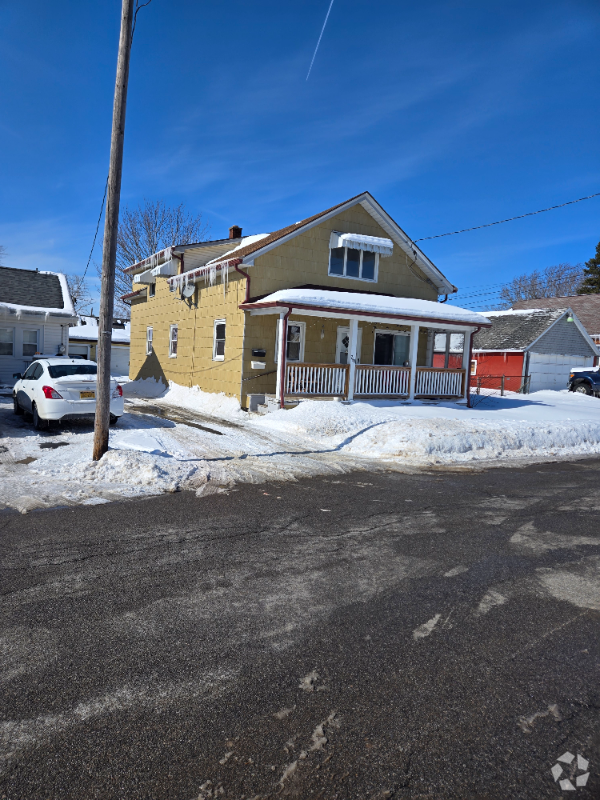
249 204 438 301
129 273 246 401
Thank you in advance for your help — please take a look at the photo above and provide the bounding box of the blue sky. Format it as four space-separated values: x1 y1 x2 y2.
1 0 599 309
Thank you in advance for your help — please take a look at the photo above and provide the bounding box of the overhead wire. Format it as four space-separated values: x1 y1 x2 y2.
413 191 600 243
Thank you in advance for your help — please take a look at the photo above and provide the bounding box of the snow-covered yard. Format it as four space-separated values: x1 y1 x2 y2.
2 382 600 513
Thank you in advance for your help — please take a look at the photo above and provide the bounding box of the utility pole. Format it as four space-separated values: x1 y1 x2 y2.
93 0 135 461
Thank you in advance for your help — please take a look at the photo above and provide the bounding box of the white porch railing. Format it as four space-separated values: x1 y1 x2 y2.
286 363 349 396
284 364 465 399
354 365 410 396
415 368 465 397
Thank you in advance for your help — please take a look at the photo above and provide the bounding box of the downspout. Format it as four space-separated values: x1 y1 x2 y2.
439 294 449 303
279 307 293 409
466 326 481 408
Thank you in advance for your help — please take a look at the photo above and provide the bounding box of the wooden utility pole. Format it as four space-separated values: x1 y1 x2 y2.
93 0 135 461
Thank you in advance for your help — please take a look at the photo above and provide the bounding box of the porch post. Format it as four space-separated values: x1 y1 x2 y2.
462 329 473 404
275 309 290 408
346 318 359 401
408 324 420 400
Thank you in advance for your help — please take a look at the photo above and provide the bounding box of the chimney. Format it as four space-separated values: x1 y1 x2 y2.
229 225 242 240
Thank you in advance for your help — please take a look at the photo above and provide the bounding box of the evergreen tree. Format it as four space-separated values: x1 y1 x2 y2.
579 240 600 294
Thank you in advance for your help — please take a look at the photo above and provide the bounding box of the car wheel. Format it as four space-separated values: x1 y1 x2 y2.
13 396 23 415
575 383 593 395
32 404 48 430
109 414 119 426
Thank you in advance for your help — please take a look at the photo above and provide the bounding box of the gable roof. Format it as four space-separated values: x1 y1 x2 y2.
214 192 456 294
512 293 600 335
473 308 569 350
127 193 457 296
0 266 65 308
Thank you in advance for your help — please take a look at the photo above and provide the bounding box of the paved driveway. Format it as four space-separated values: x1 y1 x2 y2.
1 460 599 798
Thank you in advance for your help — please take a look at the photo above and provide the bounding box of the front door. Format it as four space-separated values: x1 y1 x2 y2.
336 326 363 365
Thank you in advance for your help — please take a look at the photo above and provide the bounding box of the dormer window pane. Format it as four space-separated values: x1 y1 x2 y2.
330 247 345 275
346 248 360 277
362 251 376 280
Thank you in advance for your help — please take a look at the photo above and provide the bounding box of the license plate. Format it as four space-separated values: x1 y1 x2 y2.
80 391 95 399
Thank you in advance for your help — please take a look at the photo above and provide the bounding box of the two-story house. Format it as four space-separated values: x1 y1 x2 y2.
124 192 491 409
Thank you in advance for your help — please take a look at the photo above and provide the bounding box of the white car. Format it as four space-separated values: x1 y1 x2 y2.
13 357 124 430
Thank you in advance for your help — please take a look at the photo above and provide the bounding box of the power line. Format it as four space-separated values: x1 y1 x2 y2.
82 177 108 279
414 191 600 243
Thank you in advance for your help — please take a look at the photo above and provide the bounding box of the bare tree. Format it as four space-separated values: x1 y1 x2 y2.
66 274 94 315
111 200 210 301
500 262 585 306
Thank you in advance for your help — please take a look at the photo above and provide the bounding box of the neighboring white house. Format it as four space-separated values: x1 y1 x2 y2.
0 267 78 385
69 315 131 377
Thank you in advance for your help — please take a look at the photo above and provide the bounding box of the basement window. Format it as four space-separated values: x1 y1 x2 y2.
213 320 226 361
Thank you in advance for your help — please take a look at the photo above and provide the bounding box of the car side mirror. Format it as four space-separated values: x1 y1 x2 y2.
13 373 22 379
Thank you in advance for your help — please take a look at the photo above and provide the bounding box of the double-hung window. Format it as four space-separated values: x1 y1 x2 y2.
148 283 156 298
169 325 178 357
213 320 226 361
329 247 378 282
0 328 14 356
146 327 153 356
23 330 39 357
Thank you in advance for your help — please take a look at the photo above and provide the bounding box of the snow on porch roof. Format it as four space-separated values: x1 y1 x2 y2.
240 288 491 327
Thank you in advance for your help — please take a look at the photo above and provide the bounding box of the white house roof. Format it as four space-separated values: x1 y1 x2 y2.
241 288 491 328
69 315 130 344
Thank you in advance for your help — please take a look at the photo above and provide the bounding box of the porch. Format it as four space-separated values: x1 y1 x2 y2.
240 288 491 407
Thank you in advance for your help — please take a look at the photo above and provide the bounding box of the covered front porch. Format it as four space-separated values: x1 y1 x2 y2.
240 289 491 407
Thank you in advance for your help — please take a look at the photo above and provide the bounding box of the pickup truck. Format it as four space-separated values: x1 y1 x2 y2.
568 367 600 396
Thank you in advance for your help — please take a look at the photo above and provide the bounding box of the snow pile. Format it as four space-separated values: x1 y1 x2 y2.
159 382 246 420
123 378 167 399
253 391 600 465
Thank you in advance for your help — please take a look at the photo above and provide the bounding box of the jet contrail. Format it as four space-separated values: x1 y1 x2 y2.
306 0 335 80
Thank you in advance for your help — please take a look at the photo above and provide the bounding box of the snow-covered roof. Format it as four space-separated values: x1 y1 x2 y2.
69 315 130 344
241 288 491 327
0 266 76 321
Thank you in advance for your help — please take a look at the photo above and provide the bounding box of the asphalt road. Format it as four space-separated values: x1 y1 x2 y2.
1 459 599 800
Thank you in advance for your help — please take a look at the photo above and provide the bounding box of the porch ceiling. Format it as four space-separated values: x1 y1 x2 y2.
240 288 491 331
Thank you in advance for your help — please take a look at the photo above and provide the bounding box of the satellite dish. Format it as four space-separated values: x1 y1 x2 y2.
182 284 195 298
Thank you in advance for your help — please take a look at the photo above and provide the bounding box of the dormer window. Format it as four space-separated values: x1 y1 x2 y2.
328 231 393 283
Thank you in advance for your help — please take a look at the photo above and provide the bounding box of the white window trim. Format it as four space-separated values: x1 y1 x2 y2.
213 319 226 361
0 327 15 357
471 359 477 375
169 324 178 358
146 326 153 356
328 247 379 283
274 320 306 363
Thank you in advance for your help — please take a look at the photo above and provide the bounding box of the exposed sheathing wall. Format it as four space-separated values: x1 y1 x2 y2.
249 204 438 301
129 272 246 400
240 316 430 407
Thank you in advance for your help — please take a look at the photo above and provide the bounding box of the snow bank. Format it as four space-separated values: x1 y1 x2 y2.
123 378 167 399
252 391 600 465
159 382 245 420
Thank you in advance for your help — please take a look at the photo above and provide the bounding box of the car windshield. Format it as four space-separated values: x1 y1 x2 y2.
48 364 98 379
